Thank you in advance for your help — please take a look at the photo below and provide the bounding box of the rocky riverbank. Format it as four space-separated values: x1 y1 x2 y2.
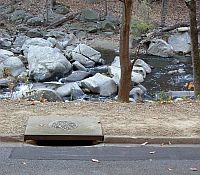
0 1 199 102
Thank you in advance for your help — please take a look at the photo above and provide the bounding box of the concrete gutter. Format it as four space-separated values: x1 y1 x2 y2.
1 134 200 144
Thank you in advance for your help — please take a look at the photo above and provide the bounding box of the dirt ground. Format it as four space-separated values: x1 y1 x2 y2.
0 100 200 137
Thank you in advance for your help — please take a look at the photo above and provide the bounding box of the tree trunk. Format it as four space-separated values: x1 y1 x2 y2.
161 0 168 26
185 0 200 97
118 0 133 102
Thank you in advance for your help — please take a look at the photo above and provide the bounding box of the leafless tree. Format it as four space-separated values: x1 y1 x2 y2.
118 0 133 102
185 0 200 97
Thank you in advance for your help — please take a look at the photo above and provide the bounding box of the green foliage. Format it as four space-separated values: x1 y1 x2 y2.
131 18 153 37
155 91 171 102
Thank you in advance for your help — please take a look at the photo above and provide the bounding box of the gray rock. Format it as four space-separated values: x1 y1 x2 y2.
72 44 101 66
32 82 61 90
45 30 67 39
2 56 26 77
53 4 70 15
26 16 44 26
105 14 120 25
177 27 190 32
47 37 64 50
13 35 30 48
27 28 44 38
136 84 147 94
72 61 87 71
132 66 146 78
101 20 116 31
0 38 11 47
0 78 10 87
168 32 191 54
81 73 117 96
134 59 151 73
166 91 194 98
0 49 14 56
59 71 90 83
21 38 53 56
80 9 100 22
147 39 174 57
108 56 144 85
27 46 72 81
174 97 184 103
25 88 63 102
56 82 84 100
89 65 109 75
16 24 30 32
10 10 31 23
129 87 144 101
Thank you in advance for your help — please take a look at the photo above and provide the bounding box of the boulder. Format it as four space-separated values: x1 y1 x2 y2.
132 66 146 78
53 4 70 15
0 38 11 48
72 44 101 67
101 20 116 31
0 49 14 56
27 46 72 81
13 35 30 48
129 87 144 101
80 9 100 22
59 71 90 83
72 61 87 71
134 59 151 73
21 38 53 56
56 82 85 99
108 57 144 84
81 73 117 96
7 9 32 24
47 37 63 50
2 56 26 77
168 32 191 54
27 28 44 38
25 88 63 102
147 39 174 57
0 77 11 87
89 65 109 75
10 10 29 22
26 16 44 26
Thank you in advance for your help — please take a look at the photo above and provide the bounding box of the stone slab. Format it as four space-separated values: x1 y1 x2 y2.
166 91 194 98
24 116 104 142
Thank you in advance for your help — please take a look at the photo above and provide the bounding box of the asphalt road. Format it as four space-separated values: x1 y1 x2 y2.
1 143 200 175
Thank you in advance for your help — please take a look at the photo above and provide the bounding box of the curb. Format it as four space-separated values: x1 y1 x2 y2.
0 135 24 143
104 136 200 144
1 134 200 144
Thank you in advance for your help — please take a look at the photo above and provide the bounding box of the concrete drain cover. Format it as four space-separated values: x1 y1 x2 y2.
24 116 103 142
49 121 78 130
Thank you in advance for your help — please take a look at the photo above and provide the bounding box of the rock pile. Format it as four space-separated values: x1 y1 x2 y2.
0 31 151 102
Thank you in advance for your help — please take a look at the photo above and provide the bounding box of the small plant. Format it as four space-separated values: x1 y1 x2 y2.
131 18 153 37
155 91 171 102
3 67 12 77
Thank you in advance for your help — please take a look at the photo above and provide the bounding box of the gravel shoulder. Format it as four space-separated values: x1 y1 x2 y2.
0 100 200 138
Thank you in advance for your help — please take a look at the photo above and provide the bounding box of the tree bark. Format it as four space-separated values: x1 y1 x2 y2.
160 0 168 26
185 0 200 97
118 0 133 102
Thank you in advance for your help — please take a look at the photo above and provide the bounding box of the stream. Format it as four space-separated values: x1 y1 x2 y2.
0 52 193 101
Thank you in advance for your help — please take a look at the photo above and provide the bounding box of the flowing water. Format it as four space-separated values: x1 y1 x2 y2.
0 51 193 100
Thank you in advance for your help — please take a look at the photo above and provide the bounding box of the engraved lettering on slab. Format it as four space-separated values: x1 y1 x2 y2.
48 120 78 130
